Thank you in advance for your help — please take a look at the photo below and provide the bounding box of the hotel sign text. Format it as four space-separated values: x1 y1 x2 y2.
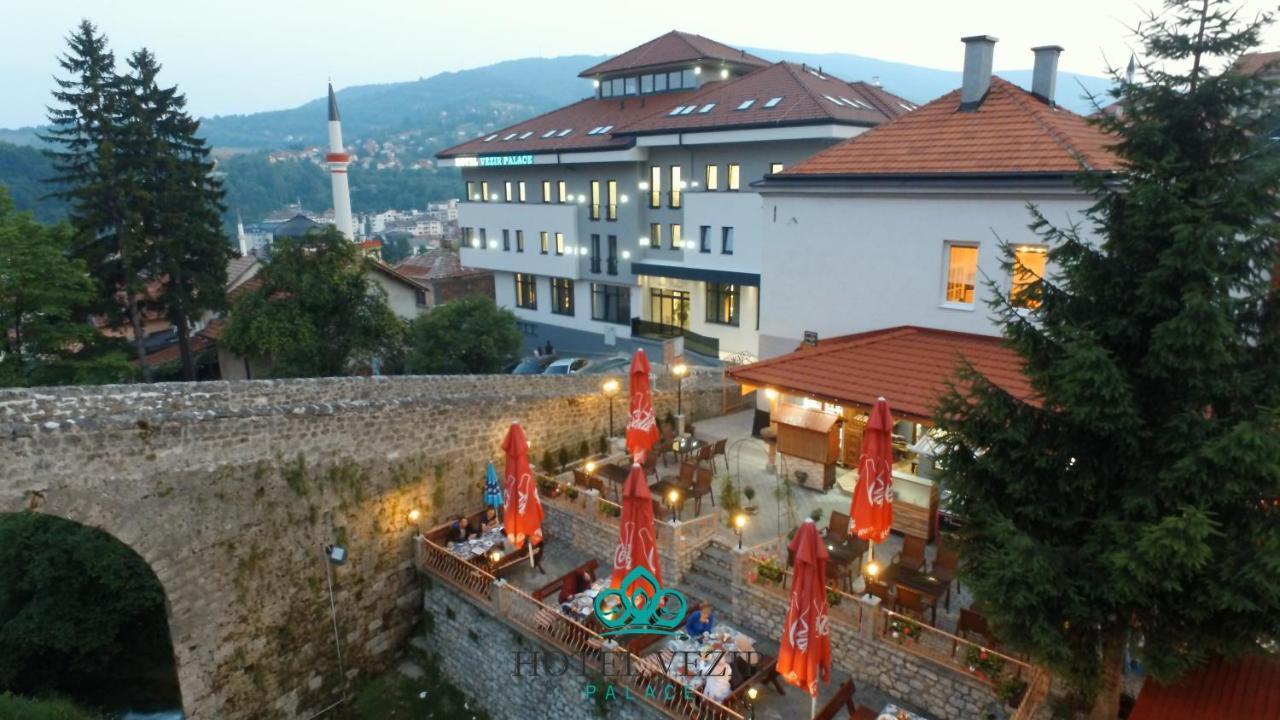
476 154 536 167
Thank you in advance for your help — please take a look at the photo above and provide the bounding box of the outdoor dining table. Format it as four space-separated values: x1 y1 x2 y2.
447 524 505 562
560 578 610 626
670 436 707 463
879 562 948 623
660 624 754 694
648 479 688 520
824 535 869 586
878 703 932 720
593 463 631 501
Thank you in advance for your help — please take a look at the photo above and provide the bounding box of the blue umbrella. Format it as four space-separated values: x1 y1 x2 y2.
483 461 504 509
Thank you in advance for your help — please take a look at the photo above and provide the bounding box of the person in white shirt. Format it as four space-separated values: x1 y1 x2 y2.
703 658 732 703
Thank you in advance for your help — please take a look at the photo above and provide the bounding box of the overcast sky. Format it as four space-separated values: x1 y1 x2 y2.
3 0 1277 128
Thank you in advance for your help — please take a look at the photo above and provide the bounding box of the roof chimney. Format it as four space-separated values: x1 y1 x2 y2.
960 35 998 110
1031 45 1063 106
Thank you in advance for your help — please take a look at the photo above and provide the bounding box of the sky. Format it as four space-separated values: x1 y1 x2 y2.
3 0 1279 128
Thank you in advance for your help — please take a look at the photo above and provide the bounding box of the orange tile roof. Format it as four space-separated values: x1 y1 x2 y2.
725 326 1033 421
199 318 227 341
579 31 768 77
618 63 911 135
1130 655 1280 720
780 77 1121 177
133 334 214 368
1233 50 1280 76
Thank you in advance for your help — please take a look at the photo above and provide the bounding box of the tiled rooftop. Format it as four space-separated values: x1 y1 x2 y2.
578 30 769 77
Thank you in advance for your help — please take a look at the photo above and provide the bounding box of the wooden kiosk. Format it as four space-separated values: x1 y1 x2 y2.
773 405 840 491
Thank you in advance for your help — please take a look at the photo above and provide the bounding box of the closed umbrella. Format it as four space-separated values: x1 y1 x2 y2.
502 422 544 566
776 519 832 717
851 397 895 567
483 461 503 514
625 349 660 463
610 462 663 601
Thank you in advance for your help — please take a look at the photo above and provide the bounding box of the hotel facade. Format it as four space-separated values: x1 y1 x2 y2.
437 31 914 361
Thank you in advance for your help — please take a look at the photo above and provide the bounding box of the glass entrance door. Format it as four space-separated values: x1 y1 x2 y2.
649 288 690 330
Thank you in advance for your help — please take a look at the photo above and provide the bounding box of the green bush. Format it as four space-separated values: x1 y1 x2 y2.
577 440 590 462
0 694 95 720
556 446 570 472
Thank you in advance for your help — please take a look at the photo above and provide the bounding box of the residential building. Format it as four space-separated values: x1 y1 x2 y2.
436 31 914 361
394 248 495 307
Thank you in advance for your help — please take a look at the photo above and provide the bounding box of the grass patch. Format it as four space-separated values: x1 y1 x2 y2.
0 693 96 720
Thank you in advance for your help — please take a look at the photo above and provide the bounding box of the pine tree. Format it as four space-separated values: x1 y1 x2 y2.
41 20 155 381
934 2 1280 717
118 49 230 380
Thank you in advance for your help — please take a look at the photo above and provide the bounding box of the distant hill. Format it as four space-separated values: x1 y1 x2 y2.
0 140 66 224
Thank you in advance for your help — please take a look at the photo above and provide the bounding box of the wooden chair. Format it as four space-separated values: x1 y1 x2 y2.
866 578 893 606
827 564 853 594
952 607 995 655
932 542 960 611
689 467 715 515
812 678 857 720
660 460 696 489
642 452 659 482
826 511 851 543
894 585 938 626
658 427 677 466
695 443 714 470
711 437 729 473
724 654 786 709
572 469 605 495
894 534 929 573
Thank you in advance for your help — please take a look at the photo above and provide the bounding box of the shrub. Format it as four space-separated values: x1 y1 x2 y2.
556 446 570 472
577 440 591 462
540 449 555 474
0 694 95 720
743 486 756 502
809 508 824 522
597 433 608 455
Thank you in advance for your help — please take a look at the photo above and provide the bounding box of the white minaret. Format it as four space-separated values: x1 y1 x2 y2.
235 210 248 255
326 83 354 241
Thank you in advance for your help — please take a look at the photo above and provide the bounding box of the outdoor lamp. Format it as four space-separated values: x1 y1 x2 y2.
866 560 881 578
407 508 421 531
734 513 747 549
602 379 620 437
489 549 503 565
672 363 688 417
667 489 679 523
585 461 596 474
746 686 758 720
764 387 778 400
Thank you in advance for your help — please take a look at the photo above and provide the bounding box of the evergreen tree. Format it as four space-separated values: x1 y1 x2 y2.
221 227 404 377
118 49 230 380
934 2 1280 717
41 21 155 381
0 187 130 387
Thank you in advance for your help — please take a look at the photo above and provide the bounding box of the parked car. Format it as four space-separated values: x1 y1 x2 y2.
543 358 589 375
582 356 630 375
510 355 558 375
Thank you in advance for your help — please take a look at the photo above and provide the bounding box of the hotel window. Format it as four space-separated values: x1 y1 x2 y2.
641 74 653 93
466 181 477 201
682 69 696 87
770 162 784 174
705 283 740 326
654 73 668 92
518 181 527 203
462 226 474 246
944 243 980 304
514 273 537 309
590 180 601 220
699 225 712 253
670 224 682 251
502 229 511 251
558 181 568 204
722 227 734 254
555 232 565 255
669 166 682 208
591 283 631 325
649 166 662 208
542 180 552 203
590 234 602 273
539 231 549 255
727 164 741 190
516 230 525 252
480 180 490 202
649 223 662 249
551 278 574 316
479 228 488 249
607 235 618 275
624 77 637 95
705 164 719 191
1012 245 1047 308
504 181 513 202
607 180 618 221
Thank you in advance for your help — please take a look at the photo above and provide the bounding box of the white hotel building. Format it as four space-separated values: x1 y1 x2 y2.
436 31 914 361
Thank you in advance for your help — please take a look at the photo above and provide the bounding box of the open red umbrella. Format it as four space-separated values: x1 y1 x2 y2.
776 519 832 714
851 397 895 545
625 349 660 462
502 422 543 565
609 462 663 601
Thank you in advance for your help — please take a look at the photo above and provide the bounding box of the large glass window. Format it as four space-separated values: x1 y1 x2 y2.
650 288 690 329
624 77 637 95
641 74 653 93
721 226 734 255
649 223 662 249
554 232 565 256
670 224 682 251
667 71 682 90
699 225 712 253
479 228 488 249
945 244 979 304
540 231 549 255
770 163 784 175
655 73 668 92
727 164 741 190
649 166 661 208
466 181 477 201
670 166 682 208
591 283 631 325
515 273 537 309
516 230 524 252
705 164 719 191
481 180 490 202
1012 245 1047 308
462 226 474 247
681 69 696 87
590 234 601 273
607 235 618 276
705 283 740 326
504 181 513 202
551 277 574 316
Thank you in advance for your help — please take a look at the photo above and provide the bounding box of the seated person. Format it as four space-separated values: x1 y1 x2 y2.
558 567 596 604
448 516 479 543
702 658 733 703
730 634 758 686
480 507 500 532
684 600 716 637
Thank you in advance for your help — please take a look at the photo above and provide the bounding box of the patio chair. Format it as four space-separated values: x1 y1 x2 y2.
642 452 659 482
695 443 714 470
952 607 995 655
660 460 696 490
932 541 960 610
711 437 729 473
827 562 854 594
812 678 857 720
866 578 893 606
689 467 715 515
894 585 938 626
658 427 677 466
826 510 851 544
893 534 929 573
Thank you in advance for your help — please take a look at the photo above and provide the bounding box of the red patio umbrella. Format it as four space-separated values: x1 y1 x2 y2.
851 397 895 555
609 462 663 601
776 519 832 716
625 349 660 462
502 422 544 566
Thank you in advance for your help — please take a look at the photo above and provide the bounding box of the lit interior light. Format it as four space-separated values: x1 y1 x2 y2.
578 194 587 203
764 388 778 399
679 181 688 189
488 241 499 249
691 181 700 188
491 194 499 201
579 247 589 256
593 79 600 88
684 240 695 250
470 194 479 201
621 250 631 259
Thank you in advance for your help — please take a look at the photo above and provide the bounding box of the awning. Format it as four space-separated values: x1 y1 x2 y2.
725 326 1033 422
631 262 760 287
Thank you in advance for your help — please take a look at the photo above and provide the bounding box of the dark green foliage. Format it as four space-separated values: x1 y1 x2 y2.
557 446 570 472
578 440 591 462
934 1 1280 714
0 514 179 710
0 187 131 387
540 449 555 474
342 651 489 720
597 433 608 455
0 144 67 223
378 233 414 265
221 227 405 377
403 296 522 375
0 694 95 720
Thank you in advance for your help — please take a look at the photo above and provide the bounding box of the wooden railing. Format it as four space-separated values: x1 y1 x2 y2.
415 535 497 601
1010 667 1051 720
876 607 1033 682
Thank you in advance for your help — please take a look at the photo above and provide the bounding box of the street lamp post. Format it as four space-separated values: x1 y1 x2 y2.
667 489 680 523
602 379 620 438
746 687 758 720
733 512 747 549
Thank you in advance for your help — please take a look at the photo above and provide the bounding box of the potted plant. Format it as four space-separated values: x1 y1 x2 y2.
566 486 580 502
887 615 922 645
751 554 785 586
810 508 824 523
996 677 1028 708
965 646 1007 682
743 486 758 514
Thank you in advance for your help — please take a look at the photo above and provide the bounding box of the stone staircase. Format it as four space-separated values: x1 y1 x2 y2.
679 540 738 615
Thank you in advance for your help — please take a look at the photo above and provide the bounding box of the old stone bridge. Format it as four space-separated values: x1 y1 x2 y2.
0 374 722 719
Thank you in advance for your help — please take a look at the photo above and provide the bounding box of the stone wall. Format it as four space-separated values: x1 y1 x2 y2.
0 373 722 720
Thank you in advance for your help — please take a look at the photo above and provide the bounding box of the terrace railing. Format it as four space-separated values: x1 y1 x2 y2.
415 535 496 602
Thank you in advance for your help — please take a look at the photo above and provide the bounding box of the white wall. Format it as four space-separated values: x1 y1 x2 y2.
367 271 424 321
757 189 1098 359
493 270 634 340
